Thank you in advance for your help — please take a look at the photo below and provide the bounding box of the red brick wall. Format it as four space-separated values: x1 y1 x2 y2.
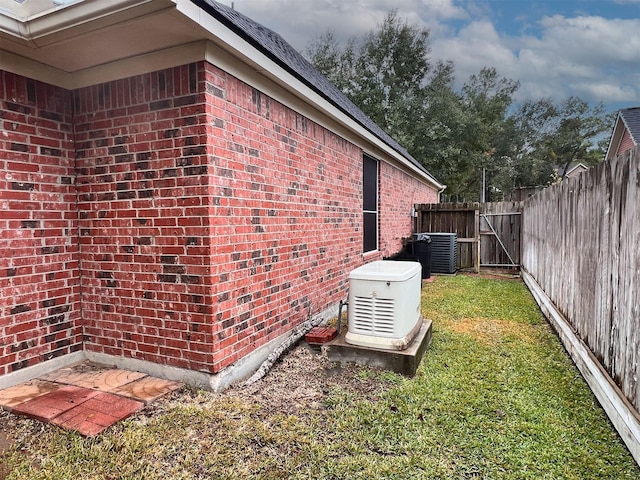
379 161 439 257
1 61 438 377
617 128 636 157
0 71 80 376
203 63 363 369
74 63 216 373
72 62 367 373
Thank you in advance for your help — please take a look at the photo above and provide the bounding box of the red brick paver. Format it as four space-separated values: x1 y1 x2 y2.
0 362 182 436
305 327 338 344
50 391 144 436
12 385 99 422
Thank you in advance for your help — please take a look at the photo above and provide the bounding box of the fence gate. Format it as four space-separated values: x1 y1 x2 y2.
414 202 522 272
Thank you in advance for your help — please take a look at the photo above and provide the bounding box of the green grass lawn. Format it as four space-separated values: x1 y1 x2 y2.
2 275 639 479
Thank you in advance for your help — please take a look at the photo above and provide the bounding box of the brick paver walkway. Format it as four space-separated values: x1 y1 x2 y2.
0 363 181 436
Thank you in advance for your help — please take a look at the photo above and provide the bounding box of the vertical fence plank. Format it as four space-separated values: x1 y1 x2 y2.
522 146 640 413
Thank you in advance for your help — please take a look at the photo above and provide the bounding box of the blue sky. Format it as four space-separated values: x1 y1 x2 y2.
488 0 636 35
220 0 640 113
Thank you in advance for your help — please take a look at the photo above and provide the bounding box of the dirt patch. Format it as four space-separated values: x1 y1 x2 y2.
0 342 398 474
229 344 392 414
450 317 535 346
0 430 11 454
134 342 399 424
459 271 521 281
0 427 11 480
0 407 49 479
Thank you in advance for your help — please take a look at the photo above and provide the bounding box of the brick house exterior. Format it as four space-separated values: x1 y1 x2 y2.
1 1 442 389
606 107 640 161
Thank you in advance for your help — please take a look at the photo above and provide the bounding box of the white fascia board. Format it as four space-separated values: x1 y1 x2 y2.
0 48 74 84
67 41 207 89
605 115 623 161
566 163 587 176
0 15 25 40
175 0 443 190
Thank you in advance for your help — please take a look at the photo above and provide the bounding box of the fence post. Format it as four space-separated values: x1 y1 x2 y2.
474 208 480 273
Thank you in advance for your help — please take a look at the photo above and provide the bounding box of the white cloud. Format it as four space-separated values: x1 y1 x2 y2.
512 15 640 102
431 20 519 80
419 0 468 20
430 12 640 105
228 0 466 50
228 0 383 48
535 15 640 65
570 82 638 102
222 1 640 108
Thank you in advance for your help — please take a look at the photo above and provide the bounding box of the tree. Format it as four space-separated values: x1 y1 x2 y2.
505 98 612 191
456 68 519 200
307 20 522 201
355 10 431 137
543 98 611 179
306 31 356 95
307 14 612 201
306 10 434 148
409 60 465 183
494 98 560 193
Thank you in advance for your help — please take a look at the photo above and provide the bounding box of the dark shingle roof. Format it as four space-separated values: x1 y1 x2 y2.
619 107 640 144
192 0 438 182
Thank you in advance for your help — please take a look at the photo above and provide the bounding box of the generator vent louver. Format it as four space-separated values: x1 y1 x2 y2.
352 296 395 335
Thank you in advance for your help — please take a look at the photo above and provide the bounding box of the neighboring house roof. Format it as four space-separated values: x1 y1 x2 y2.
0 0 443 190
605 106 640 161
556 162 588 179
194 0 434 181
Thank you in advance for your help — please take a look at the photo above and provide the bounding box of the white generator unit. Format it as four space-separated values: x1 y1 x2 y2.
345 260 422 351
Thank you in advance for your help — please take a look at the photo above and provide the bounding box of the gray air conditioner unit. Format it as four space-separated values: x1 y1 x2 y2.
346 260 422 351
428 233 457 274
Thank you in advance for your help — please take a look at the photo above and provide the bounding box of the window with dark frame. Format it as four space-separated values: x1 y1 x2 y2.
363 154 378 253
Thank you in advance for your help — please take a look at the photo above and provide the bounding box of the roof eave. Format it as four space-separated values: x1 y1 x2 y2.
0 0 443 190
605 113 624 161
619 110 639 145
178 0 443 190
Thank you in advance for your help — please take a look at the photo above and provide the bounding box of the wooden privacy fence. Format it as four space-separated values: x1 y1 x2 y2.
414 201 522 272
522 146 640 415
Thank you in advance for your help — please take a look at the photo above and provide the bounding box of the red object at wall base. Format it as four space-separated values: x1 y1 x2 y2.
305 327 338 344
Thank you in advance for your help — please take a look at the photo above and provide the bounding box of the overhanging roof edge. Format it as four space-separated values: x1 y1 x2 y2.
188 0 443 190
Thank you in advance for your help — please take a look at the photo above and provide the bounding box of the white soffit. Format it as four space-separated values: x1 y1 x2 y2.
0 0 81 21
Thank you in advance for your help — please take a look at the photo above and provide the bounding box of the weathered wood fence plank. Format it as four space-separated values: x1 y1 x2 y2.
522 146 640 442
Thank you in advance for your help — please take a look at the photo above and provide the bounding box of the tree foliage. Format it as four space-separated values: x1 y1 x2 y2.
306 11 612 201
